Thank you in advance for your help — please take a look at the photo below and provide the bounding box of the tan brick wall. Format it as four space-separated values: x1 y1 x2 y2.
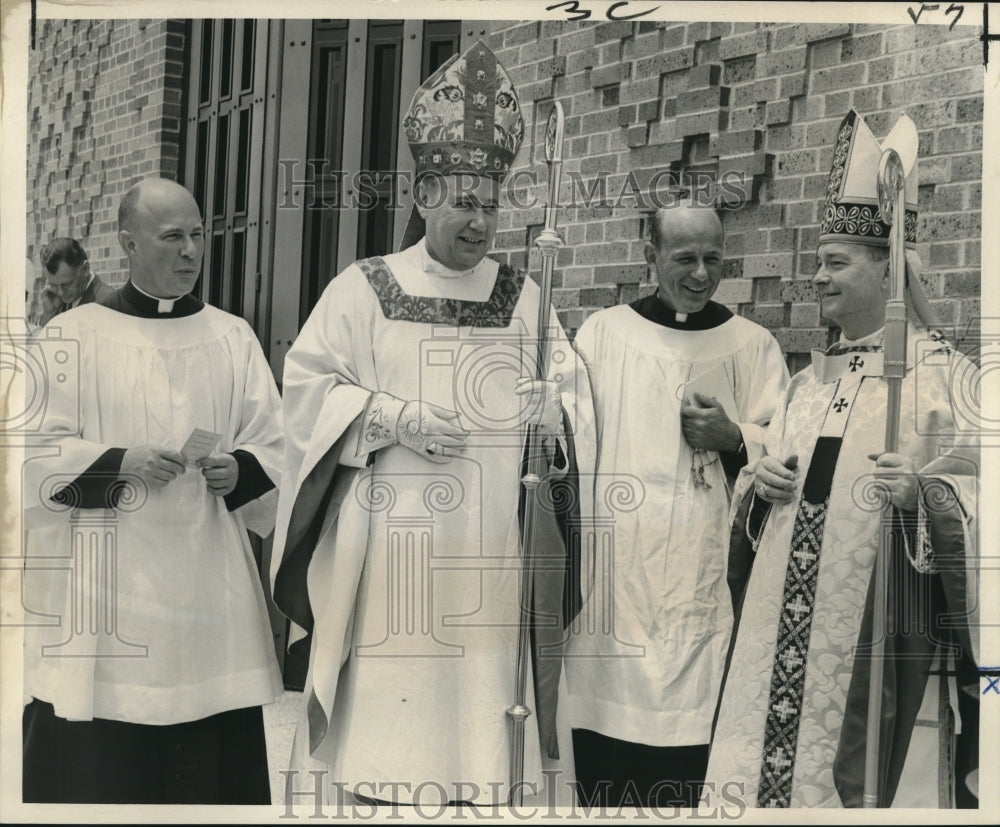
26 19 186 312
487 20 982 369
25 18 982 369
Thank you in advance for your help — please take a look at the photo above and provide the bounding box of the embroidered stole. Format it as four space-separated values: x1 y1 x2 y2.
757 345 883 806
357 256 525 327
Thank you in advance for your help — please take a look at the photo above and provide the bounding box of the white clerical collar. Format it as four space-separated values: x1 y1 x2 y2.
418 238 481 278
132 281 182 313
70 273 96 308
838 326 885 349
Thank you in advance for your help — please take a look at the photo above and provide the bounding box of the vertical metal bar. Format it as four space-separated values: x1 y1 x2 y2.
182 22 204 193
268 20 311 381
256 19 283 366
393 20 423 250
336 19 366 274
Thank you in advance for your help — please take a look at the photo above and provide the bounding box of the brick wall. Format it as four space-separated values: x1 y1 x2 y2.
487 20 982 370
25 17 982 369
26 19 186 314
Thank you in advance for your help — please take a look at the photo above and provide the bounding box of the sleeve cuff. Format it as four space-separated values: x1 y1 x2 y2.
50 448 128 509
543 408 570 474
224 449 276 511
720 431 748 478
352 391 404 460
746 490 772 550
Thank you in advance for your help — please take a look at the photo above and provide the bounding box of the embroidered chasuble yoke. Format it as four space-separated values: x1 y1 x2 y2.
706 327 978 807
564 300 788 748
271 244 596 804
21 295 284 726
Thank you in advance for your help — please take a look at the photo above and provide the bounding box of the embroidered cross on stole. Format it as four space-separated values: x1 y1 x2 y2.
757 345 883 807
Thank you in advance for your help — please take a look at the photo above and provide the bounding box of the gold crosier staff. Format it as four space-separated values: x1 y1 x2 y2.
863 147 908 808
507 101 565 808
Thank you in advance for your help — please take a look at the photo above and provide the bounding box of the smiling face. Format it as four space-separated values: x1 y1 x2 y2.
645 207 725 315
416 174 499 272
118 180 205 299
813 242 889 339
46 260 90 305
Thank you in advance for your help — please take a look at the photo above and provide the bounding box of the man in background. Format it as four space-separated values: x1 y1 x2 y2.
37 236 114 326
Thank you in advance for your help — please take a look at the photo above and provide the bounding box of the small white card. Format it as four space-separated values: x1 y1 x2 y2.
180 428 222 462
682 363 739 421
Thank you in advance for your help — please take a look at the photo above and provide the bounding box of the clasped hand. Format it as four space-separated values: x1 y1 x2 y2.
681 391 741 452
121 446 239 496
754 455 799 504
753 451 918 512
196 453 239 497
515 378 562 433
868 451 918 512
120 446 186 489
396 400 469 464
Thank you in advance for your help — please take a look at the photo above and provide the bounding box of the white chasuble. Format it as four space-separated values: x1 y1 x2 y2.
272 242 596 805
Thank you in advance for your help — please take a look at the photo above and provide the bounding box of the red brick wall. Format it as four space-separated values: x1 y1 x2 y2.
26 19 187 312
487 21 982 370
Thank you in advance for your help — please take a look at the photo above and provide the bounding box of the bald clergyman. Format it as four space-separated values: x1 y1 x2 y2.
21 178 284 804
564 202 789 809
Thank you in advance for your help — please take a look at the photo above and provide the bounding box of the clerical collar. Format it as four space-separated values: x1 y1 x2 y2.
103 280 204 319
131 281 185 313
825 327 886 356
837 327 885 349
418 238 483 279
629 292 733 330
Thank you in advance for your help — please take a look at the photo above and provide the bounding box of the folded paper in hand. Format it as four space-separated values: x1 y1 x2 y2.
180 428 223 462
681 362 738 421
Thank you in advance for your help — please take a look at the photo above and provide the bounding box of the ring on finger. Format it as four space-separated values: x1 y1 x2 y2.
427 442 438 455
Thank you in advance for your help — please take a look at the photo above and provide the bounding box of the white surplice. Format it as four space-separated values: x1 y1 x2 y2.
22 302 284 724
565 303 788 747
